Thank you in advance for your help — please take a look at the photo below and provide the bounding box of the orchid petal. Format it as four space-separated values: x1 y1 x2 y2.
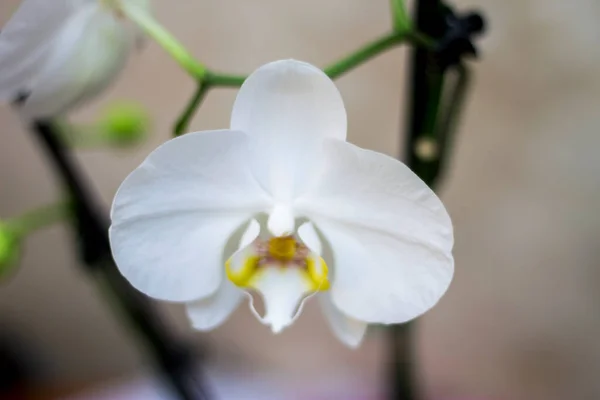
319 293 368 348
239 219 261 248
110 131 270 302
300 222 367 348
185 275 243 331
20 5 134 118
297 221 322 255
231 59 347 202
297 139 454 324
185 219 261 330
0 0 87 101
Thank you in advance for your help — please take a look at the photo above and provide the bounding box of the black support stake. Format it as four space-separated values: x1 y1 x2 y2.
31 120 210 400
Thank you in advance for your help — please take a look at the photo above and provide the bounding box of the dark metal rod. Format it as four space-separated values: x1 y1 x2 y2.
389 0 447 399
406 0 446 178
30 120 210 400
432 64 472 187
388 323 416 400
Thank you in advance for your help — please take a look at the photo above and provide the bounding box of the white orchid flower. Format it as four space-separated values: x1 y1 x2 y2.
109 60 454 348
0 0 150 118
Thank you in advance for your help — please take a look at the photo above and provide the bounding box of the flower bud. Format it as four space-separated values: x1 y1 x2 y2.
99 102 151 147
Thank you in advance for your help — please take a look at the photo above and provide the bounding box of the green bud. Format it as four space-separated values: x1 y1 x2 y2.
0 222 20 279
99 101 151 147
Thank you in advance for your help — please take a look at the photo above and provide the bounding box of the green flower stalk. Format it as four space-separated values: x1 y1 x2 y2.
119 2 207 80
57 102 151 149
390 0 412 32
0 222 20 279
0 202 71 280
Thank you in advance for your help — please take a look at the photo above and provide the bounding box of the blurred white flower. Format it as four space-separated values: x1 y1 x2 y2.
109 59 454 347
0 0 151 118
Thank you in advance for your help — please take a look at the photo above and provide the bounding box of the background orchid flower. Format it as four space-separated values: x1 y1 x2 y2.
109 59 454 348
0 0 151 118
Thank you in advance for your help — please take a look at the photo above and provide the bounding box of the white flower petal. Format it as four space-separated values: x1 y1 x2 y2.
111 212 250 303
21 5 135 118
230 59 347 202
231 59 347 143
297 221 322 255
239 219 261 249
111 130 270 222
319 293 368 348
110 130 270 302
0 0 86 101
297 139 454 324
185 276 243 331
252 266 313 333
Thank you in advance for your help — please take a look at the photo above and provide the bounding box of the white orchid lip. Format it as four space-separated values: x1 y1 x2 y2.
225 220 329 334
109 59 454 348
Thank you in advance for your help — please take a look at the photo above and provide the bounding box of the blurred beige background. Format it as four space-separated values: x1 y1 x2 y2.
1 1 600 399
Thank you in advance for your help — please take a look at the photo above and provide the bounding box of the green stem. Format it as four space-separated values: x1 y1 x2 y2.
406 30 436 49
57 124 111 149
390 0 412 32
9 201 72 238
205 30 432 86
206 72 247 87
324 31 405 79
121 3 206 79
174 83 211 136
172 29 435 137
204 31 435 87
173 72 247 135
205 30 434 86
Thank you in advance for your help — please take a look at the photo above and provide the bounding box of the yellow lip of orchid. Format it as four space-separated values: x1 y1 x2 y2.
225 235 330 293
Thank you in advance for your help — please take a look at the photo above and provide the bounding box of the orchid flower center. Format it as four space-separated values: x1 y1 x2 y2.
225 235 330 292
268 236 296 261
224 224 330 333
